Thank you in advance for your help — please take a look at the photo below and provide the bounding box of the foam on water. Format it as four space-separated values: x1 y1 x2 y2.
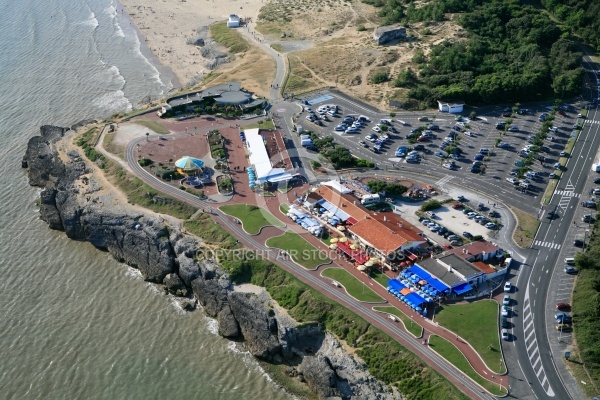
92 89 132 113
205 317 219 335
77 12 99 29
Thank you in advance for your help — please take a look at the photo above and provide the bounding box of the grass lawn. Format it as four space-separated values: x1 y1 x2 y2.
321 268 385 303
434 300 506 374
279 203 290 214
244 119 276 130
369 269 391 288
373 306 423 337
134 119 170 134
220 204 285 235
510 206 540 248
266 232 331 269
428 336 507 396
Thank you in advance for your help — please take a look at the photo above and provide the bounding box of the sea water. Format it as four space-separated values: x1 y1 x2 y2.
0 0 289 398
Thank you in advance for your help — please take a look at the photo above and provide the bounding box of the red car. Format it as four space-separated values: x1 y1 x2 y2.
417 136 430 142
556 303 571 311
452 203 464 209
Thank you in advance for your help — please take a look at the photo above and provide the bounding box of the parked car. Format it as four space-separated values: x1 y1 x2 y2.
434 151 447 158
504 282 512 293
503 295 510 306
556 303 571 311
582 200 597 208
463 231 473 239
502 329 510 341
501 317 510 329
473 153 484 161
457 195 466 202
564 266 578 274
486 222 497 230
358 140 368 148
555 312 572 324
582 214 594 222
501 306 509 317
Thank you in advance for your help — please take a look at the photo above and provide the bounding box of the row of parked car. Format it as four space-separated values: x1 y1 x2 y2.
419 217 463 246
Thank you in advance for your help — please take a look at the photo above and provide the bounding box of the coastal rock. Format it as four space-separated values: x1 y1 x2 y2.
191 276 228 317
216 305 240 338
228 291 281 360
164 273 188 297
38 189 63 230
177 254 201 287
298 355 342 400
172 235 198 258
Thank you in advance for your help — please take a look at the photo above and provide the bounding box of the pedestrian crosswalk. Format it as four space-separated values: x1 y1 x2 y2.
586 120 599 125
533 240 561 250
554 190 580 197
435 175 454 187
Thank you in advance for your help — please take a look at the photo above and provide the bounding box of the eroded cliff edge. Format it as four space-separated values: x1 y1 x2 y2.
23 125 399 400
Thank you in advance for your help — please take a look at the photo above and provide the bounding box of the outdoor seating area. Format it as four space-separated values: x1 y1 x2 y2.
286 205 324 236
330 238 379 271
387 279 430 314
401 265 450 297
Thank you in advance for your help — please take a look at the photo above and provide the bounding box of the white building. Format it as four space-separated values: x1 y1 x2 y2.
227 14 241 28
437 100 464 114
245 128 293 184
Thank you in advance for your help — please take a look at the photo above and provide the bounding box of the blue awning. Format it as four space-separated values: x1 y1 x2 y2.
452 282 474 295
406 265 432 280
405 292 426 306
388 279 406 291
427 278 449 293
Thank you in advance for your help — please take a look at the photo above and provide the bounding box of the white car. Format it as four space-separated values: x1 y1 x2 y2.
503 295 510 305
502 329 510 341
504 282 512 292
593 188 600 195
501 306 509 317
506 177 518 184
372 126 381 133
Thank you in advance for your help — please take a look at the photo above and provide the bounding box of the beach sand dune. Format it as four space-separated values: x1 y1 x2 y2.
120 0 267 87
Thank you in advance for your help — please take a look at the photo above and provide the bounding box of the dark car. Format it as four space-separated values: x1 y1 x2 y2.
501 317 510 328
594 177 600 184
413 144 425 151
574 239 584 247
463 231 473 239
582 200 597 209
564 266 578 274
556 303 571 311
547 211 558 219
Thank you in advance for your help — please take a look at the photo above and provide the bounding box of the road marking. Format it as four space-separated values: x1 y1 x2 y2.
533 240 562 249
554 190 580 197
434 174 454 187
523 286 555 396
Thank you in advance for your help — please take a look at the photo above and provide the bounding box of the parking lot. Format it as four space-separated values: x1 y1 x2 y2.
296 90 584 214
393 198 500 245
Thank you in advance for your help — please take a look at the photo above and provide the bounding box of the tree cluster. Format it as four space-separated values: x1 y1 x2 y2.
366 180 408 196
366 0 585 107
541 0 600 51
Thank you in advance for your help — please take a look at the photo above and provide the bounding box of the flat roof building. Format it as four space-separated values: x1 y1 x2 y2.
373 25 406 45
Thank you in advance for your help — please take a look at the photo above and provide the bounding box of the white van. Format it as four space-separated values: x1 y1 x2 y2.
564 257 575 265
361 194 381 205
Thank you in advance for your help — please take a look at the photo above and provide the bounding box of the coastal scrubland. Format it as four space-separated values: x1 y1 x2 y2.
220 253 468 400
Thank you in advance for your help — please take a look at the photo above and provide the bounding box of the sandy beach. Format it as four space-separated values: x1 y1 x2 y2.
118 0 267 87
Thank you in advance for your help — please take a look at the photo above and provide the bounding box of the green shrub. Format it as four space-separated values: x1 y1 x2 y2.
371 71 390 84
138 158 154 167
421 200 442 211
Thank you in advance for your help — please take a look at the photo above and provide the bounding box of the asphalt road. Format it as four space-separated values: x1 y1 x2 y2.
506 103 600 400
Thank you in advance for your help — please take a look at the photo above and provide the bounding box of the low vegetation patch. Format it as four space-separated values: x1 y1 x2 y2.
434 300 506 374
134 119 170 134
220 204 285 234
210 22 250 54
219 254 467 399
322 268 385 303
510 207 540 248
428 336 507 396
243 119 276 130
266 232 330 269
184 212 239 249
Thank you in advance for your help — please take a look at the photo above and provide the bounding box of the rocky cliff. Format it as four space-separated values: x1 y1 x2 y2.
23 125 399 400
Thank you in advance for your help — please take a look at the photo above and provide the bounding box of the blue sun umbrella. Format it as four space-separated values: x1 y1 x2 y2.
175 156 204 171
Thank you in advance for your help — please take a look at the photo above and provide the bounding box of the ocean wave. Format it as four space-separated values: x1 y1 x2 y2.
92 90 132 114
205 317 219 335
107 65 126 88
104 1 125 38
76 12 98 30
130 29 167 92
124 266 143 280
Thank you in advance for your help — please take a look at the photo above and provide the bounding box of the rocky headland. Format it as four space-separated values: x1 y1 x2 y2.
23 125 399 400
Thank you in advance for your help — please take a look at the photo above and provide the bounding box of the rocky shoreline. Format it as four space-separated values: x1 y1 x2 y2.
23 125 400 400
